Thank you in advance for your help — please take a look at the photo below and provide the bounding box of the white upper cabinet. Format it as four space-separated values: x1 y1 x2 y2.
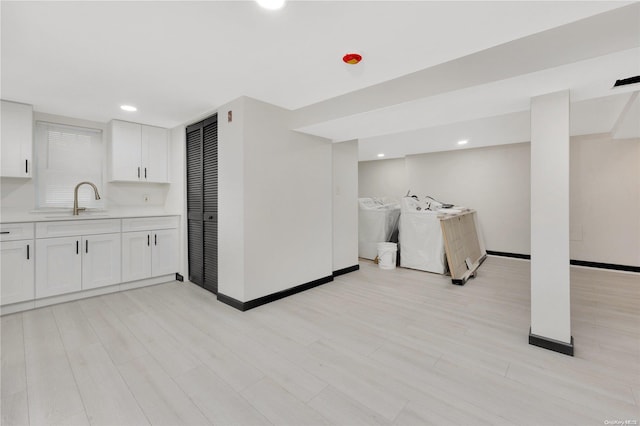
1 100 33 178
141 125 169 183
109 120 141 181
108 120 169 183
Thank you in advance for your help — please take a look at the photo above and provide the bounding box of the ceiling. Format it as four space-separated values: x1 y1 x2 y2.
2 1 639 160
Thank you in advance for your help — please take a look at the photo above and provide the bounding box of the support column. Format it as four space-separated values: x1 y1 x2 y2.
332 140 359 276
529 90 574 356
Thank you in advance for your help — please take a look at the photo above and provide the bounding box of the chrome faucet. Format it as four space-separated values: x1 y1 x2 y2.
73 181 101 215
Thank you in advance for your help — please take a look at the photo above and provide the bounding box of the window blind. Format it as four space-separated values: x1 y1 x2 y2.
35 121 105 209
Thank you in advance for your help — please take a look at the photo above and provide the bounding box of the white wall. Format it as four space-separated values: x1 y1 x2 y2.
332 140 359 271
218 97 246 301
0 178 34 215
360 134 640 266
218 97 333 302
358 157 408 201
406 143 531 255
570 134 640 266
165 124 187 277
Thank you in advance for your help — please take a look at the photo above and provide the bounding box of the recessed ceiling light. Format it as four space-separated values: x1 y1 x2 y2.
256 0 286 10
120 105 137 112
457 140 468 145
377 153 385 158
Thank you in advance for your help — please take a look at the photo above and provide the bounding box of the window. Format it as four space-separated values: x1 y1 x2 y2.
35 121 105 209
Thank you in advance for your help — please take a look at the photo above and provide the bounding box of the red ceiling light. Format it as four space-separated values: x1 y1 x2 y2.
342 53 362 65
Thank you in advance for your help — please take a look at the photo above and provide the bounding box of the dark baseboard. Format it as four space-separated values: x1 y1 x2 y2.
216 293 244 310
487 252 638 273
529 328 574 356
570 259 640 273
217 275 334 312
486 250 531 260
333 264 360 277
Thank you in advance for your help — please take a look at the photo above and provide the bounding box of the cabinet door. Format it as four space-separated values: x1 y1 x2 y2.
1 100 33 178
141 125 169 183
0 240 34 305
151 229 178 277
82 233 121 290
121 231 152 282
36 236 82 298
110 120 142 181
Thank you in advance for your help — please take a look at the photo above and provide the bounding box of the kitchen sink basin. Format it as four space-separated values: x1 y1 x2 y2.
43 213 110 219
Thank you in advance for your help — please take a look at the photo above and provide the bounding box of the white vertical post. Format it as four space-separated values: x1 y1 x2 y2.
332 140 359 273
530 90 573 355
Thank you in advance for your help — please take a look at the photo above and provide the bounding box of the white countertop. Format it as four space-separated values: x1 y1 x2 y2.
0 209 180 224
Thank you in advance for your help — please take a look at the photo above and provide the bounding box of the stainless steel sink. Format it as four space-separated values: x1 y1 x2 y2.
43 212 110 219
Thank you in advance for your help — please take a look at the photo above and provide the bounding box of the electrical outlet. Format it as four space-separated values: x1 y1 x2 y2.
143 194 150 203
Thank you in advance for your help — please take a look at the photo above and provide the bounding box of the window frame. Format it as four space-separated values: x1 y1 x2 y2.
33 119 108 211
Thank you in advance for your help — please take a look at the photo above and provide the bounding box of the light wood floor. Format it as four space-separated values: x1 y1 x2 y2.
2 256 639 425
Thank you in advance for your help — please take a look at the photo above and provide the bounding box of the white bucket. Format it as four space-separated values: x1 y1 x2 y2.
377 242 398 270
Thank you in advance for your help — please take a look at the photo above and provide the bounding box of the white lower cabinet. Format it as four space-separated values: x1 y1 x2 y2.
122 228 178 282
122 231 153 282
1 216 178 311
36 233 122 298
35 219 122 299
36 236 82 298
151 229 179 276
0 240 35 305
82 233 121 290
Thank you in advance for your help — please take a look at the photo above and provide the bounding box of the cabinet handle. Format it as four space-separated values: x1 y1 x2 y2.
76 240 79 254
147 234 150 246
138 167 141 178
27 244 30 260
154 234 157 245
25 159 29 174
86 240 89 253
144 168 147 179
0 231 10 234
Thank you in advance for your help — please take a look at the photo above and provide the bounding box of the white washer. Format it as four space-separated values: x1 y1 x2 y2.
399 197 447 273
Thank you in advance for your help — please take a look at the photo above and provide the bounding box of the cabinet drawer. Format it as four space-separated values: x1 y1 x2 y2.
0 222 35 241
36 219 121 238
122 216 179 232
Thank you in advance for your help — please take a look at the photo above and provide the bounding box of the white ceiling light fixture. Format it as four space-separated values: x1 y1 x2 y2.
457 139 468 145
120 105 137 112
255 0 286 10
377 153 385 158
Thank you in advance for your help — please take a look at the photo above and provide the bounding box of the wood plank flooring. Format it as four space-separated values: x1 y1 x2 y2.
2 256 639 425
